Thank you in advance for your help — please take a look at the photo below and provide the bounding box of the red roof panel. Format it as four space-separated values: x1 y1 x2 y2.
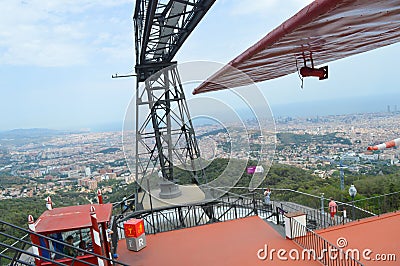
34 204 113 234
317 211 400 265
193 0 400 94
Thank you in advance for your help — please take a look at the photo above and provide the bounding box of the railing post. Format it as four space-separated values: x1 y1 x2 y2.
90 206 105 266
101 221 113 265
322 240 328 265
252 192 258 216
111 216 120 255
234 203 238 219
178 207 185 228
320 193 325 228
97 189 103 204
320 193 325 215
378 197 381 216
342 207 346 225
27 215 42 266
276 206 280 225
147 179 157 234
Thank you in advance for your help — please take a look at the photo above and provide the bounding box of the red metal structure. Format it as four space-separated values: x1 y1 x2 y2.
28 203 113 266
299 66 328 80
193 0 400 94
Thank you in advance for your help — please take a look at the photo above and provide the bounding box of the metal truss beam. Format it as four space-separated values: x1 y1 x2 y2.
134 0 216 81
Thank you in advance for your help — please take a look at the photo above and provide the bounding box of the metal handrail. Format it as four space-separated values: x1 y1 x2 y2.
111 193 275 244
0 240 72 266
0 233 29 255
219 187 399 221
116 188 259 222
291 218 364 266
216 187 400 206
214 187 322 200
352 191 400 204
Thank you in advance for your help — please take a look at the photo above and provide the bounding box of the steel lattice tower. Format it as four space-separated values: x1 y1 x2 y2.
133 0 215 201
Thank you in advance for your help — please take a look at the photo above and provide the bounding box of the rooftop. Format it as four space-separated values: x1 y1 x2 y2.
317 211 400 265
116 216 320 265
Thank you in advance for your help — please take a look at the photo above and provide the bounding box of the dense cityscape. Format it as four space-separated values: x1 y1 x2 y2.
1 110 399 201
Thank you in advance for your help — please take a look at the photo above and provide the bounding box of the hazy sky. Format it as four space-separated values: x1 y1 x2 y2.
1 0 399 131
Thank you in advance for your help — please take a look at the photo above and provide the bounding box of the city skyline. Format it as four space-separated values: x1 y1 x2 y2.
3 110 400 200
1 0 400 131
0 100 399 133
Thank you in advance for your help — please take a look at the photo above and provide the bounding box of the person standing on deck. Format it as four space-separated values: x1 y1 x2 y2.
329 198 338 225
264 188 271 205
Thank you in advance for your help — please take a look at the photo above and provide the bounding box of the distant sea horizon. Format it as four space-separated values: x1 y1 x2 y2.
1 93 399 133
270 95 399 118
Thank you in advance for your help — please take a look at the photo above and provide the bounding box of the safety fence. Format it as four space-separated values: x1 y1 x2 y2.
113 195 274 237
224 187 399 229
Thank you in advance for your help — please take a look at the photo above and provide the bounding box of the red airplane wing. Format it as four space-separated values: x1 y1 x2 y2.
193 0 400 94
